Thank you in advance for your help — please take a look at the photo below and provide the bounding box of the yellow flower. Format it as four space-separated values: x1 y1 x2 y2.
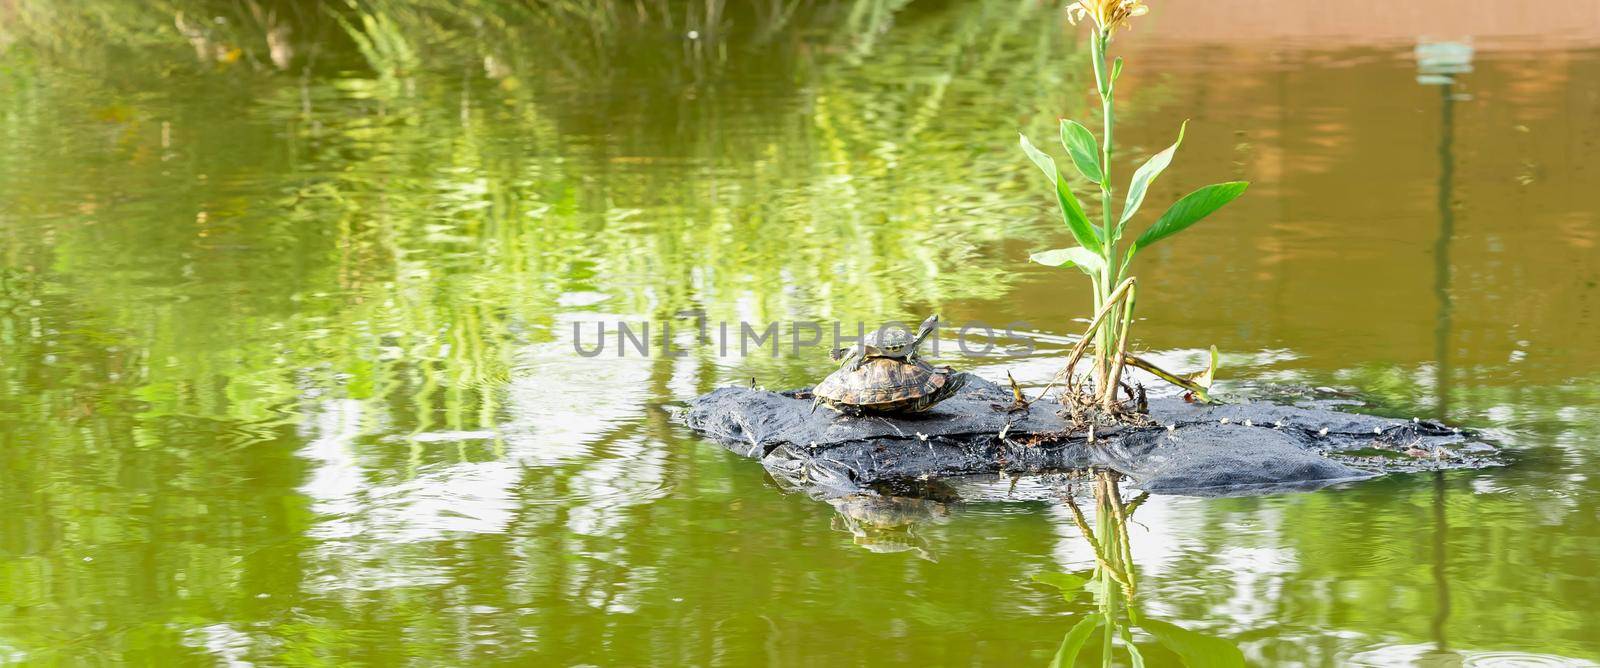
1067 0 1149 32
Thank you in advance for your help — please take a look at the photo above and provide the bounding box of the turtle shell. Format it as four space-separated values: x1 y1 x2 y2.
862 325 915 355
835 316 937 361
812 358 966 413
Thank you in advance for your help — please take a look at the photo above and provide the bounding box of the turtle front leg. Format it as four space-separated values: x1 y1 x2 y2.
836 348 863 372
811 397 843 416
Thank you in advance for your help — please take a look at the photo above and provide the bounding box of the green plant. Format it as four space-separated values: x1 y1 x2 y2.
1036 471 1246 667
1021 0 1246 412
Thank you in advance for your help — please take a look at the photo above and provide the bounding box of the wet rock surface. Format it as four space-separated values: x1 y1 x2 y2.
681 377 1501 500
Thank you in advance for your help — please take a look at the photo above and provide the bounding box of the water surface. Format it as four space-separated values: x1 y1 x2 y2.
2 2 1598 665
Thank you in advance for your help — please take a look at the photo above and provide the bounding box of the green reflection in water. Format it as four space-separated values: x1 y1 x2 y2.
3 1 1600 665
1037 472 1244 667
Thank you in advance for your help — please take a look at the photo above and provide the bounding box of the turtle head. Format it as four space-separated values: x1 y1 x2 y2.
912 314 940 348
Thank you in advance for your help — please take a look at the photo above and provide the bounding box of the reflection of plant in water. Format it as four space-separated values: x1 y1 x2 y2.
0 4 1098 661
1036 471 1245 667
1 0 1098 395
331 3 419 86
1021 0 1246 414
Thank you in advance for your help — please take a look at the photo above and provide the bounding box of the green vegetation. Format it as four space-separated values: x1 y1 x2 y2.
1037 471 1246 667
1021 0 1246 412
0 3 1094 662
2 1 1599 665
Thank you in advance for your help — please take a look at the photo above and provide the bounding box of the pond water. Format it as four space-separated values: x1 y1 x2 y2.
2 2 1598 665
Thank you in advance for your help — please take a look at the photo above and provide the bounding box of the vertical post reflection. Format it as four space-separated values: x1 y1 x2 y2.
1416 39 1472 665
1432 80 1457 421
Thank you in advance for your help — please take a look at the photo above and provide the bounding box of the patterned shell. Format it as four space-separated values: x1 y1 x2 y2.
813 357 952 410
863 325 915 352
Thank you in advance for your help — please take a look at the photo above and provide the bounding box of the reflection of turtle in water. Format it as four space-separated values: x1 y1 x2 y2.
828 494 949 560
810 357 969 415
831 314 939 372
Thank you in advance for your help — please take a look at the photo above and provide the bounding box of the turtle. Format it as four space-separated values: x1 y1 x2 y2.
828 494 949 560
829 493 950 529
809 356 969 415
830 314 939 372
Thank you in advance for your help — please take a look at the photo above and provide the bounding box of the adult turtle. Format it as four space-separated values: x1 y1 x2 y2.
831 314 939 372
809 357 968 415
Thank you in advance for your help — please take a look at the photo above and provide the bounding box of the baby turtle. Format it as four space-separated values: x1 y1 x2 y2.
831 314 939 372
810 357 968 415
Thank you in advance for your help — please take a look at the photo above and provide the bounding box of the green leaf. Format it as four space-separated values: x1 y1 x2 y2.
1032 572 1091 602
1122 627 1147 668
1019 133 1104 254
1139 619 1245 668
1112 56 1124 82
1030 247 1105 276
1055 174 1103 254
1050 614 1106 668
1184 345 1221 389
1020 131 1059 182
1059 120 1102 184
1131 182 1249 253
1119 120 1188 230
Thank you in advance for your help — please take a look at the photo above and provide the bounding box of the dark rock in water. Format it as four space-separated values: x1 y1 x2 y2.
681 376 1500 500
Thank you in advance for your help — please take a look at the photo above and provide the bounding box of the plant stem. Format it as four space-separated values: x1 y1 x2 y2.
1101 283 1135 409
1090 29 1118 394
1120 353 1217 403
1049 277 1135 399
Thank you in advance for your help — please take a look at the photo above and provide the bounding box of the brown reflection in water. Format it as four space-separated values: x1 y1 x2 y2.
1035 40 1600 387
1118 1 1600 49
